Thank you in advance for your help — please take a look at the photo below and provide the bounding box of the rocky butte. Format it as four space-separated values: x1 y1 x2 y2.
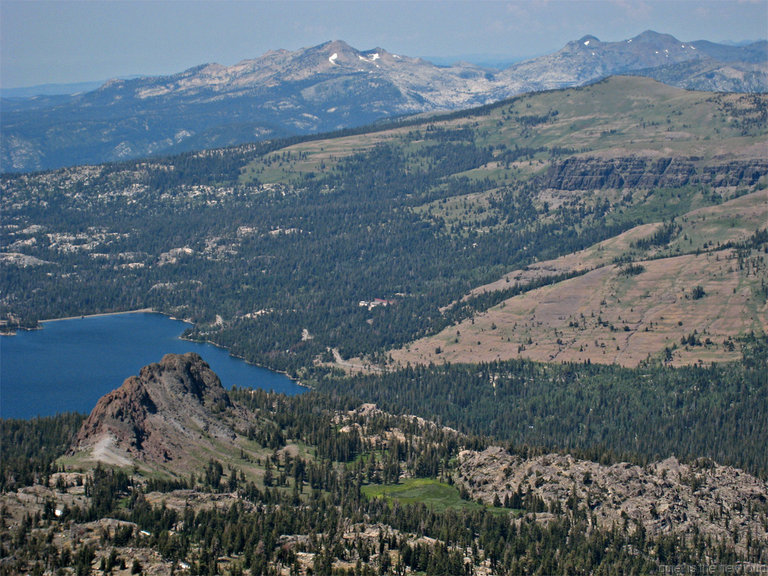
69 353 248 472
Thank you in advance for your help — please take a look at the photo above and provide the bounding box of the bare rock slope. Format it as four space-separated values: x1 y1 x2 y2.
457 446 768 556
70 353 245 468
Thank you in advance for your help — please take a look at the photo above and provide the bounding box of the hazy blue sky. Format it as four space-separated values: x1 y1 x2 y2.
2 0 766 89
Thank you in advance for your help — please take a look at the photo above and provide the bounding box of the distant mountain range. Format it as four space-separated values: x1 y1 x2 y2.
2 30 766 172
1 81 106 99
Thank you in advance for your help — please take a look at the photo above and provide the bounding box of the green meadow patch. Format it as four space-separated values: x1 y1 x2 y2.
363 478 476 512
363 477 509 514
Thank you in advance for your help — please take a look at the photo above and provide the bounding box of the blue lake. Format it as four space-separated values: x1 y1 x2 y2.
0 311 304 419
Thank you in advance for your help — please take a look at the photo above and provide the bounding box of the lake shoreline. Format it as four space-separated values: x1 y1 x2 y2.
40 308 156 324
3 309 309 418
41 311 307 389
180 333 312 391
44 309 310 389
2 308 159 335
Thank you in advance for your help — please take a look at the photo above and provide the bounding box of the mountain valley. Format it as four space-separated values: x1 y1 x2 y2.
1 44 767 575
4 76 764 371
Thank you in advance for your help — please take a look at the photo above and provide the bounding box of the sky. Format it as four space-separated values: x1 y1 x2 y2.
1 0 766 90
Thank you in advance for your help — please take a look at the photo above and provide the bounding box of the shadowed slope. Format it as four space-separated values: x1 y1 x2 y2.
69 353 244 469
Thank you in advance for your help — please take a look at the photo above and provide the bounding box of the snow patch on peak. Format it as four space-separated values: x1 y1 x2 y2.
329 53 338 64
577 35 600 46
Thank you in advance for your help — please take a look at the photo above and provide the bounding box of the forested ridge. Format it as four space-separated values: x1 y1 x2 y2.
3 79 766 373
1 131 639 370
1 77 767 574
3 381 767 575
319 333 768 477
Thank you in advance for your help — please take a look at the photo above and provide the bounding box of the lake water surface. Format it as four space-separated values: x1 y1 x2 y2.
0 312 304 419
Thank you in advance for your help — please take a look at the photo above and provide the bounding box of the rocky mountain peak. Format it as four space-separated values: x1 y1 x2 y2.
70 353 239 467
316 39 358 55
575 34 601 47
137 352 231 408
633 29 677 44
4 34 765 172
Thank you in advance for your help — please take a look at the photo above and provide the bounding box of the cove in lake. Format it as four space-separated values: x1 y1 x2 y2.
0 311 304 419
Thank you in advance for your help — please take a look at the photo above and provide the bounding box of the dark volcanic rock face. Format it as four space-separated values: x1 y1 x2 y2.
538 156 768 191
71 353 240 466
133 352 231 411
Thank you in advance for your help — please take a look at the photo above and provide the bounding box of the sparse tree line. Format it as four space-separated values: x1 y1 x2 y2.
4 103 761 370
4 373 766 575
318 333 768 478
